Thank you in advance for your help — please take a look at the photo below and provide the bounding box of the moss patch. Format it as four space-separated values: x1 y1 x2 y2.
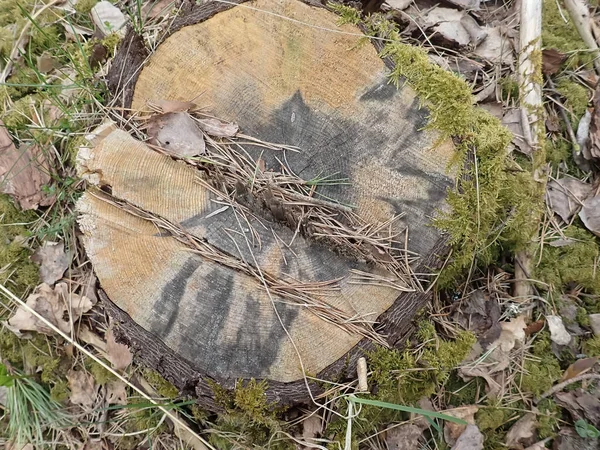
542 0 595 69
536 227 600 295
556 79 590 129
520 332 563 397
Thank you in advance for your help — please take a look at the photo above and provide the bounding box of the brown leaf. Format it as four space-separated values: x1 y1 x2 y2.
67 369 96 407
142 0 175 19
106 326 132 370
502 108 532 154
146 112 205 157
196 118 239 137
589 82 600 160
542 49 567 75
444 405 479 446
561 357 599 382
555 388 600 427
8 282 93 335
0 121 54 210
452 424 484 450
505 413 537 449
545 177 592 223
31 241 71 285
385 423 425 450
105 380 127 405
300 414 322 445
149 99 197 114
524 319 545 336
37 53 56 74
580 195 600 237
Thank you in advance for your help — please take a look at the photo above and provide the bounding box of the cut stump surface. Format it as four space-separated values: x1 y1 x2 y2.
82 0 457 405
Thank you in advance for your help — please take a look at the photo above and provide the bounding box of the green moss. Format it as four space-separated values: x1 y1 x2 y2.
536 227 600 295
328 2 362 26
537 399 560 439
142 368 179 398
500 76 520 103
208 379 289 449
556 79 589 129
74 0 98 15
85 358 116 385
3 66 39 100
576 307 591 328
543 0 595 69
30 24 62 56
582 336 600 357
546 137 573 168
520 332 563 396
444 372 482 405
476 406 512 432
0 195 39 295
50 379 70 403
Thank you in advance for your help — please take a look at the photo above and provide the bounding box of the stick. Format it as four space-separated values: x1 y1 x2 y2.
514 0 543 303
563 0 600 75
534 373 600 404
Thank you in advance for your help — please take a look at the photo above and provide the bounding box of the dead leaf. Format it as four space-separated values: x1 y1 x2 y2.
561 357 599 382
149 99 197 114
88 43 107 70
196 118 239 137
146 112 205 157
444 405 479 446
382 0 412 11
542 49 567 75
37 53 56 74
524 319 545 336
495 315 527 352
301 414 322 445
385 423 425 450
91 1 127 37
445 0 480 8
545 177 592 223
452 289 501 339
452 424 484 450
31 241 71 285
79 325 107 353
590 314 600 337
546 315 572 346
67 369 96 407
580 195 600 237
472 27 513 65
142 0 175 19
555 387 600 427
0 121 54 210
8 282 93 335
106 326 132 370
505 413 537 449
106 380 127 405
502 109 532 154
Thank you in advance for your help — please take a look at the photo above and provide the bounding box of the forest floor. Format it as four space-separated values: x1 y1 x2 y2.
1 0 600 449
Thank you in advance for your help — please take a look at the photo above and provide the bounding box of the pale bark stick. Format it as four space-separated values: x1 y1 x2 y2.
514 0 543 302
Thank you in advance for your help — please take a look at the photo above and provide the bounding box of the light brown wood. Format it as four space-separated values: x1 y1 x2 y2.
88 0 458 393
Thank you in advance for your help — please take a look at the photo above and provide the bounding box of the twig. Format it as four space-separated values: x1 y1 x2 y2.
534 373 600 404
514 0 543 303
563 0 600 75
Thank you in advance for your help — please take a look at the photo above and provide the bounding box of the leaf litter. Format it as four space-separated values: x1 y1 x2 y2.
31 241 71 285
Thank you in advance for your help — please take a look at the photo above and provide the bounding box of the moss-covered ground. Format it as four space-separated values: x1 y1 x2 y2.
0 0 599 448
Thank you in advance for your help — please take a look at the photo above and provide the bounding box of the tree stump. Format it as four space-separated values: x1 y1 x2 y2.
81 0 457 408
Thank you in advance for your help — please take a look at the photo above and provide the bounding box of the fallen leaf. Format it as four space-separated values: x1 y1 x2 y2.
149 99 197 114
300 414 322 445
555 387 600 427
106 326 132 370
502 108 532 154
542 49 567 75
142 0 175 19
452 289 501 339
505 413 537 449
67 369 96 407
452 424 484 450
553 428 600 450
79 325 107 353
196 118 239 137
432 21 472 48
561 357 599 381
0 121 54 210
472 27 513 65
91 1 127 37
523 441 550 450
106 380 127 405
590 314 600 337
146 112 206 157
8 282 93 335
495 315 527 353
445 0 480 8
546 315 572 346
524 319 544 336
546 177 592 223
31 241 71 285
385 423 425 450
88 43 107 70
37 53 56 73
580 195 600 237
588 82 600 160
382 0 412 11
444 405 479 446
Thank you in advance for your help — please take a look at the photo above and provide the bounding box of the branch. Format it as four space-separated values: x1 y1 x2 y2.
534 373 600 404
